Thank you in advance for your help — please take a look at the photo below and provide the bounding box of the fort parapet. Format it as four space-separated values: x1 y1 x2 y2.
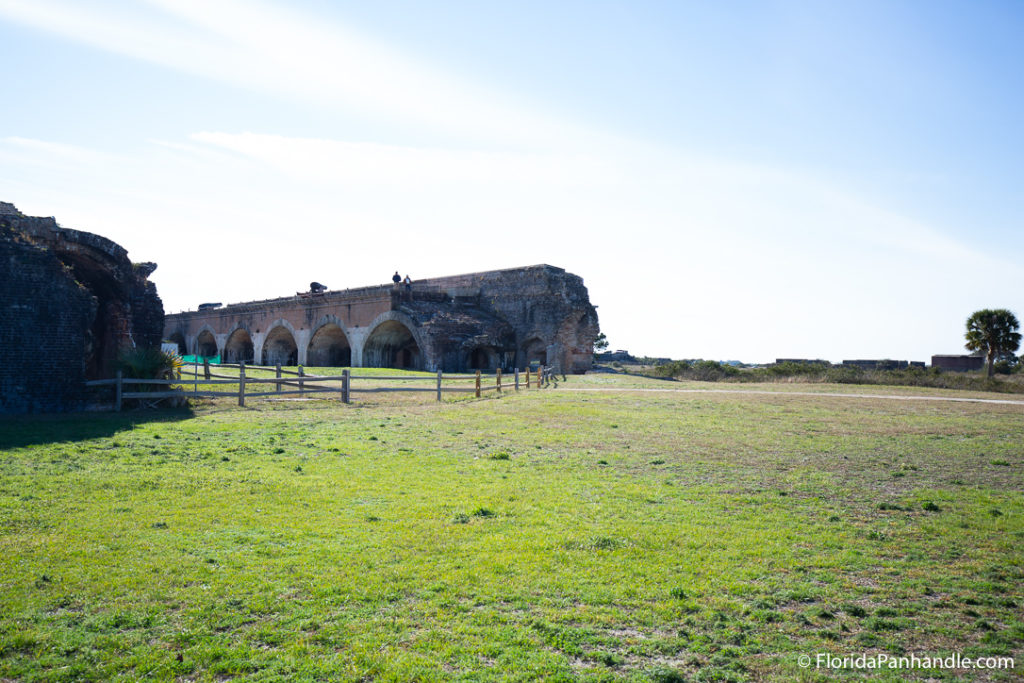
164 265 599 374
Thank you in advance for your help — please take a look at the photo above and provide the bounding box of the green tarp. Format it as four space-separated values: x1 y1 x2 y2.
181 355 221 364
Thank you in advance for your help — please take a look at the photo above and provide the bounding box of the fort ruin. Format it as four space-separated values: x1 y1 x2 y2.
1 202 163 413
164 265 600 374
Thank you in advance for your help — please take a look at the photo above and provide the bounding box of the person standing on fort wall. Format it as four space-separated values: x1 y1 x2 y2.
392 271 401 285
403 275 412 291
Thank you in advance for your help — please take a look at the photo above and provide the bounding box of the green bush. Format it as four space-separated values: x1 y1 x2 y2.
117 347 181 381
639 358 1024 394
993 354 1020 375
649 360 692 378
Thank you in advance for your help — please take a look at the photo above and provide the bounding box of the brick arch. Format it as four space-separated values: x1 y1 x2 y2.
224 321 253 338
261 320 298 366
307 315 352 367
310 315 352 342
366 311 426 353
224 325 255 364
364 311 427 370
265 318 297 336
193 324 219 358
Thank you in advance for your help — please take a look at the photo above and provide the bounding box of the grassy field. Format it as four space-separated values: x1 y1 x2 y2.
1 375 1022 681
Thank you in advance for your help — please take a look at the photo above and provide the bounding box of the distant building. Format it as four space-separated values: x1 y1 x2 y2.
931 355 984 372
774 359 830 365
841 360 922 370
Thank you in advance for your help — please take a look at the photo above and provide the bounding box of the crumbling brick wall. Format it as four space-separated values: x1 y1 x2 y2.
0 203 164 413
419 265 599 373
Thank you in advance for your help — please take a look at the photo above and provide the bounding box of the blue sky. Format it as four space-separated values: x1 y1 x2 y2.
1 0 1021 363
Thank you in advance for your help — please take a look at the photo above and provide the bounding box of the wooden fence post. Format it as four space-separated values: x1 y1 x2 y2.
436 369 442 402
203 359 211 380
115 370 123 412
275 364 282 394
298 366 305 397
526 367 531 388
342 369 350 404
496 368 502 393
238 362 246 407
475 370 481 398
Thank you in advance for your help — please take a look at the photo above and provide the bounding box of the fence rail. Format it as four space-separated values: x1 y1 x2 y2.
85 363 555 411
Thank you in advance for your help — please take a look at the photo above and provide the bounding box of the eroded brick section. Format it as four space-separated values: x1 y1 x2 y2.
0 203 164 413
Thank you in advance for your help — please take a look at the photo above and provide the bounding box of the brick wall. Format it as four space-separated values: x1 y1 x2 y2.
0 223 96 412
0 205 164 413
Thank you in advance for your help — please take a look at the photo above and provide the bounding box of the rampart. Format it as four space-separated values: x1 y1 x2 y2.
164 265 599 374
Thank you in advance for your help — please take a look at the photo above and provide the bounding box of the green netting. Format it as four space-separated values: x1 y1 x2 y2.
181 355 221 364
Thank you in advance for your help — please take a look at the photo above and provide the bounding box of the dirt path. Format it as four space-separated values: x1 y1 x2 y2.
557 386 1024 407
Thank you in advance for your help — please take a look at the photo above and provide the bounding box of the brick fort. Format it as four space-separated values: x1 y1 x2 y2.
164 266 599 374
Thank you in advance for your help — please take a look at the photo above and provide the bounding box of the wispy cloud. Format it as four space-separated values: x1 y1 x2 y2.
187 131 619 188
0 0 580 147
0 136 113 166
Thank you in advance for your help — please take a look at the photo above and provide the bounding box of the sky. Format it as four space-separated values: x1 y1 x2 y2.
1 0 1021 363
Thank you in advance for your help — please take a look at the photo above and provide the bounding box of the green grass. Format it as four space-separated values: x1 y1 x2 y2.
1 377 1022 681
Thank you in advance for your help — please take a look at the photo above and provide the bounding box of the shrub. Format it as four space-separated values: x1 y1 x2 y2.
115 348 183 407
638 358 1024 393
117 347 181 381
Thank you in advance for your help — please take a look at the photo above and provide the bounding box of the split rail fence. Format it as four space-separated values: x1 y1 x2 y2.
85 362 556 411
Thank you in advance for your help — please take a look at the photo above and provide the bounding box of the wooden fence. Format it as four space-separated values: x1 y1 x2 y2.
85 362 556 411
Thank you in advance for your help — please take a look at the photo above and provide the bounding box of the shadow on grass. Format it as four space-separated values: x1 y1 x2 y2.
0 406 195 449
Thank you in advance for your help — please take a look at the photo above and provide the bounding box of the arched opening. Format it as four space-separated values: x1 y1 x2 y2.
224 329 255 364
196 330 218 359
467 346 498 371
307 324 351 367
168 331 187 355
364 320 421 369
262 326 298 366
522 337 547 368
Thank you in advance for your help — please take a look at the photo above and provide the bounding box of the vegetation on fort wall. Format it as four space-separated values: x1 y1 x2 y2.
641 360 1024 394
1 376 1022 681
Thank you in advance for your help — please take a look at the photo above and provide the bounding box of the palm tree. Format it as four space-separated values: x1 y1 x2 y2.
965 309 1021 377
